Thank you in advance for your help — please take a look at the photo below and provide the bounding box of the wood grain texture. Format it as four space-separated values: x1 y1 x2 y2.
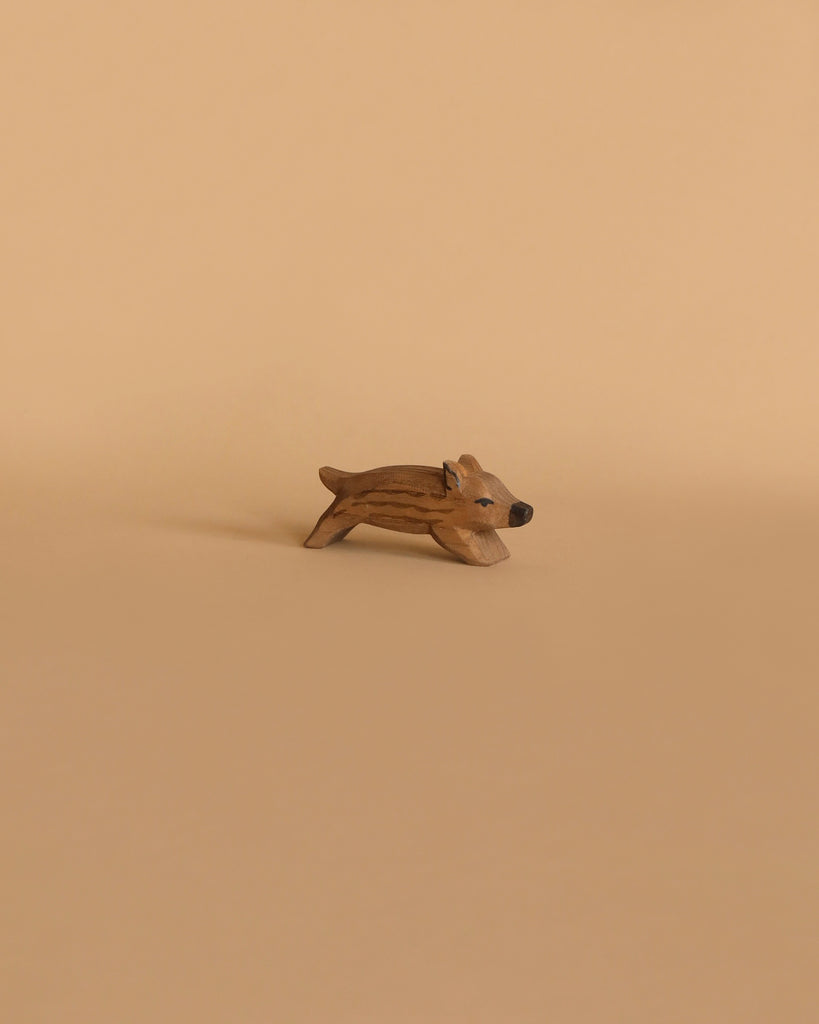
304 454 533 566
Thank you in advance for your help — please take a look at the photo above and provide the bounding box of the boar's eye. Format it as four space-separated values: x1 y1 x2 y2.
475 498 494 507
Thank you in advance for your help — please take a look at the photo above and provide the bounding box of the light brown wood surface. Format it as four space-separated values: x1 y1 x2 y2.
305 454 533 565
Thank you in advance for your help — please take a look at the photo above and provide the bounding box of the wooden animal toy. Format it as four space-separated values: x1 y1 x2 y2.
304 454 533 566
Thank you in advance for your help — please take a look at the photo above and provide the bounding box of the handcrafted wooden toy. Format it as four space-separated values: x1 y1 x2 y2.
304 454 533 566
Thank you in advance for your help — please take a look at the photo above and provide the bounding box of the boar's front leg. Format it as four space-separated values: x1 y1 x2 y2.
430 526 510 567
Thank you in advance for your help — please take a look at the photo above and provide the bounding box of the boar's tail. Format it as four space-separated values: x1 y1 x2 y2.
319 466 353 494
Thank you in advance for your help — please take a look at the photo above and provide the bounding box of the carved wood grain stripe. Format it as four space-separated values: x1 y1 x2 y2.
369 514 444 526
355 488 447 500
349 500 453 514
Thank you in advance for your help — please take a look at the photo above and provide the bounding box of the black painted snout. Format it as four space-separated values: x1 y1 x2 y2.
509 501 534 528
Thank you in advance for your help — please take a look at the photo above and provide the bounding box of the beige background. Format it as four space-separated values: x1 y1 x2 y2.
2 3 818 1021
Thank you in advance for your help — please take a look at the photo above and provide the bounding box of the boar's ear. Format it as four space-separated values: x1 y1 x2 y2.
443 459 467 491
458 454 482 473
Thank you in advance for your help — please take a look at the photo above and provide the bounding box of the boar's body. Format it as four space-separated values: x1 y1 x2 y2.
320 465 450 535
305 455 533 567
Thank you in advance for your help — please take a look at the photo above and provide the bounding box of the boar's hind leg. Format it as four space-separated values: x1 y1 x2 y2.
304 502 359 548
430 526 510 567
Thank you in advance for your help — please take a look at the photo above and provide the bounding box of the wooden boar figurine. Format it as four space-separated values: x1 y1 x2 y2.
304 454 533 566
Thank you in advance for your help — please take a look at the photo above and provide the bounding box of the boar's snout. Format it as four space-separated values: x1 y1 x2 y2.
509 501 533 528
